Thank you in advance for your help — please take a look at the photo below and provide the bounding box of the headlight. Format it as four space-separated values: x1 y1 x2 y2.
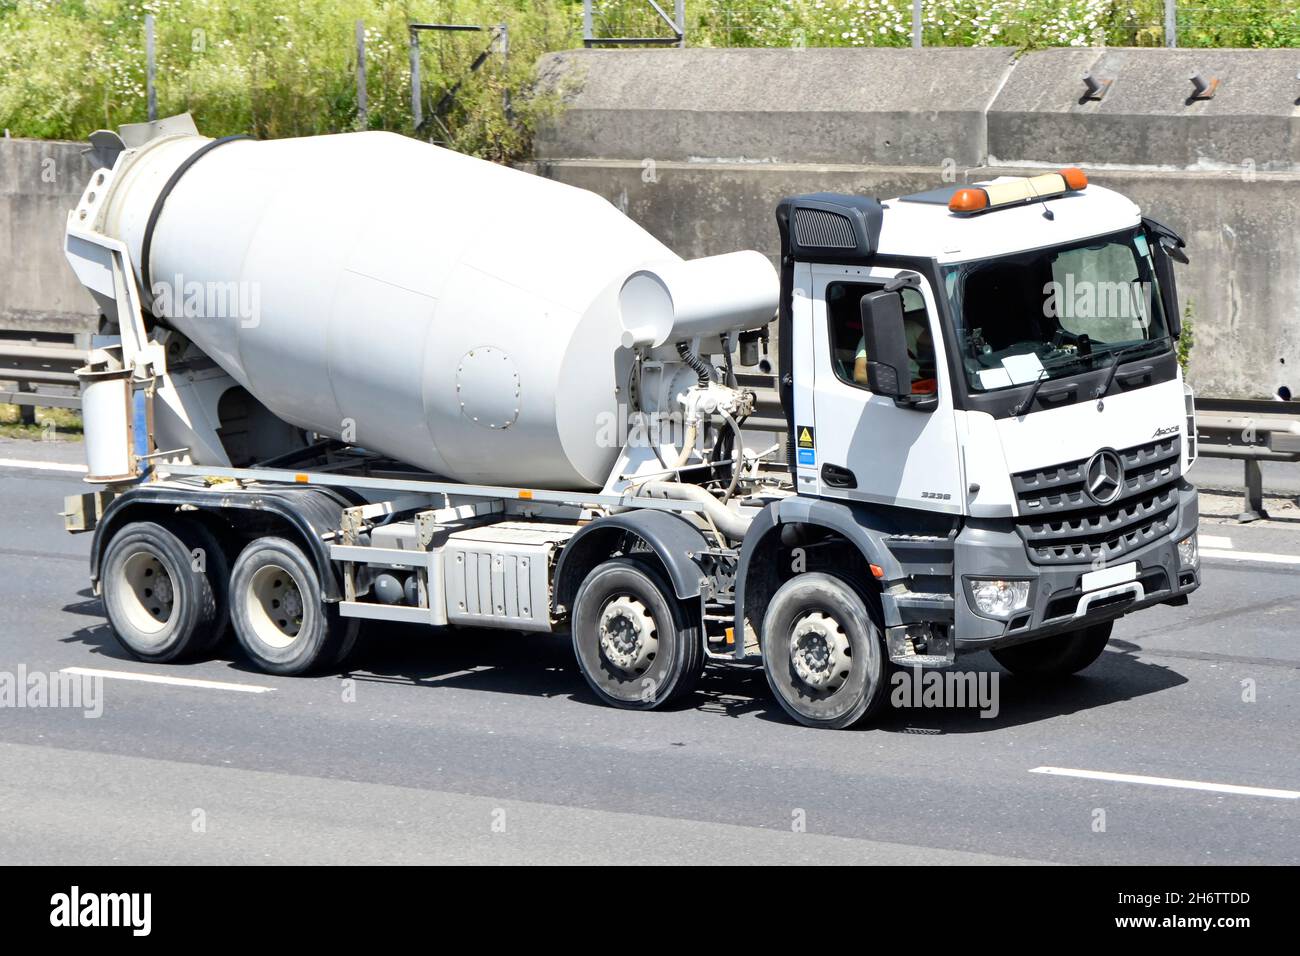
968 579 1032 618
1178 532 1198 568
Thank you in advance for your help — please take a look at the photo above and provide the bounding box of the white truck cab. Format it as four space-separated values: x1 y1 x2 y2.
755 171 1199 713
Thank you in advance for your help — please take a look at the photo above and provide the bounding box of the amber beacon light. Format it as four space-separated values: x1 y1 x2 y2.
948 187 989 213
948 167 1088 214
1059 166 1089 190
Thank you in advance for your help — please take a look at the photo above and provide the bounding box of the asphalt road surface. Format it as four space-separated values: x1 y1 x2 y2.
1 437 1296 865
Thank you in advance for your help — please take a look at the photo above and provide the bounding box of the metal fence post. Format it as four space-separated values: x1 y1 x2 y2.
912 0 922 48
500 24 511 119
1241 459 1268 521
409 28 422 131
145 13 157 121
1165 0 1178 48
356 20 368 129
676 0 686 47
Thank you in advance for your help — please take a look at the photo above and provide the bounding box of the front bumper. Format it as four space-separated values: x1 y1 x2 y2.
952 481 1200 652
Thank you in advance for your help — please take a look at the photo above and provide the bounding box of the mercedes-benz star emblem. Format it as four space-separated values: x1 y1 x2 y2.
1084 449 1124 505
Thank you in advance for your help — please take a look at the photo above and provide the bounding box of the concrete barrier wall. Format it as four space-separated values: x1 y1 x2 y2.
5 47 1299 397
536 47 1300 399
0 138 99 332
988 48 1300 170
536 48 1015 167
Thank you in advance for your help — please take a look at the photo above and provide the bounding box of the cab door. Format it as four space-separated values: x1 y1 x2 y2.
792 262 964 515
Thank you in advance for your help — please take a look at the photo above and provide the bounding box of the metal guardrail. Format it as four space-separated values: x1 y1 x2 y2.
1 341 1296 519
1193 396 1300 521
0 331 87 416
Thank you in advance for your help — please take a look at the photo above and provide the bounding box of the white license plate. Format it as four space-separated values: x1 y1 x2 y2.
1081 561 1137 592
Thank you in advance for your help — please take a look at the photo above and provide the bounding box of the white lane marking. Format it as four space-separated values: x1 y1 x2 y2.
1201 548 1300 566
1199 535 1233 549
1030 766 1299 800
60 666 274 694
0 457 86 473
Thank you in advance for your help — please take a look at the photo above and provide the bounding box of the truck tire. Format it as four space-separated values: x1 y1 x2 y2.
571 556 705 710
101 520 223 663
761 572 887 730
991 621 1113 679
168 518 231 655
229 536 346 675
332 616 362 669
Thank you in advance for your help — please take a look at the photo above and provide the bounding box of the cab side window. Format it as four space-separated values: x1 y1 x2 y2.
826 281 937 393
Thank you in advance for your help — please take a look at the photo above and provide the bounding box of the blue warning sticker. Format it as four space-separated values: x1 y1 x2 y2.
798 448 816 466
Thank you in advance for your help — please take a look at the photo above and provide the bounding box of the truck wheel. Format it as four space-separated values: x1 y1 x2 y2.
571 557 704 710
101 520 222 663
168 518 231 654
229 536 345 675
991 621 1113 679
332 617 362 669
761 573 887 730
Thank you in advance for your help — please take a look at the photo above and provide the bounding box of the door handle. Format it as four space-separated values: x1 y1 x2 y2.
821 463 857 488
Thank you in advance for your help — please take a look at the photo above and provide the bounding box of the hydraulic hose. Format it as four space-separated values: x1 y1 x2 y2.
634 480 752 541
676 340 713 386
671 422 699 472
719 408 744 503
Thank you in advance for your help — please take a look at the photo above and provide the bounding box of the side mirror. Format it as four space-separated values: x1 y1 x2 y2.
859 290 910 399
1143 217 1187 339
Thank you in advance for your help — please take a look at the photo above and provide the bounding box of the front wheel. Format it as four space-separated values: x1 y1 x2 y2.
760 573 887 730
990 621 1113 679
229 536 351 675
570 557 704 710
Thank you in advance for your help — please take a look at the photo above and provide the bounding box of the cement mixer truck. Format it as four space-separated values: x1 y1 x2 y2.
60 114 1200 729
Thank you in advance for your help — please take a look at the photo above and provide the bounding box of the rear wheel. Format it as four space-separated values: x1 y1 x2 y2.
229 536 348 675
571 557 704 710
101 520 222 663
991 621 1113 679
761 573 887 730
168 518 231 655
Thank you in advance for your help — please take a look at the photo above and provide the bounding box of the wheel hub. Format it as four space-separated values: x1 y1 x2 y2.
598 597 657 676
247 565 304 648
121 550 176 633
150 568 174 610
789 612 852 691
279 584 303 622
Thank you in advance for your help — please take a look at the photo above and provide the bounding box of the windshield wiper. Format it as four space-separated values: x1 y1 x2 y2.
1011 351 1092 416
1013 372 1048 417
1093 337 1171 408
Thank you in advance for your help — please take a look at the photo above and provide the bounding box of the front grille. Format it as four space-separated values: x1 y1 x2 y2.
1013 437 1181 565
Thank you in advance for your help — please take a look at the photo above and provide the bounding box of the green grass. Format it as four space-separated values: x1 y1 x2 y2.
2 1 1297 163
0 403 84 441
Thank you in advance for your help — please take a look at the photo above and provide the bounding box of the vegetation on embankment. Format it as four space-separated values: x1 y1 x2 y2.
3 1 1296 164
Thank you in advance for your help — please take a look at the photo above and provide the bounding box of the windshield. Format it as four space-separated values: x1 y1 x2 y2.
942 227 1170 393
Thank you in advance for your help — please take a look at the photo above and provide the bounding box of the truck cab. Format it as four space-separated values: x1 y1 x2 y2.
739 171 1199 724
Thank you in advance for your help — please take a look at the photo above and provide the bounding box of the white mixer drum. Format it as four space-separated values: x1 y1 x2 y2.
95 131 678 489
